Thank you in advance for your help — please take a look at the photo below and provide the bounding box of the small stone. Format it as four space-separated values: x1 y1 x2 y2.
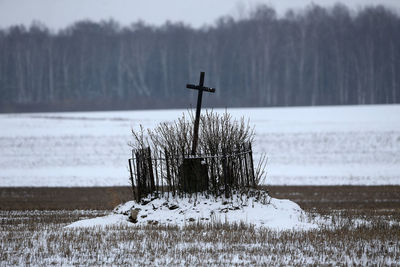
220 208 229 213
129 208 139 223
141 199 151 205
169 204 179 210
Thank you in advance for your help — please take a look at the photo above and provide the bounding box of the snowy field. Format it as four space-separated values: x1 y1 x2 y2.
1 208 399 265
0 104 399 187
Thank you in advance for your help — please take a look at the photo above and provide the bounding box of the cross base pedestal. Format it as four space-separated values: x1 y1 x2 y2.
179 158 209 193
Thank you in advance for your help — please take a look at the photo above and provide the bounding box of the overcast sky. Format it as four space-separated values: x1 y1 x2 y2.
0 0 399 31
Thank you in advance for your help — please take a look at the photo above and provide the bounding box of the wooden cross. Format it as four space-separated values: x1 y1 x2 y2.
186 72 216 156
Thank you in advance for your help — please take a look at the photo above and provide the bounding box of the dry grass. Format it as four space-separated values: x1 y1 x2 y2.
1 209 399 265
1 186 399 265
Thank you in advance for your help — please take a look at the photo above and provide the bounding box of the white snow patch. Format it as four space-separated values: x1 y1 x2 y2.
66 193 317 231
65 214 131 228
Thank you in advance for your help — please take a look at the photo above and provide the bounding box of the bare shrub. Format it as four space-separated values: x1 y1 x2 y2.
199 110 254 155
148 112 193 157
129 110 267 197
130 110 255 159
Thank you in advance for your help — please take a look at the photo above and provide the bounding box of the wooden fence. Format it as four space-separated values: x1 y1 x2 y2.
128 143 256 202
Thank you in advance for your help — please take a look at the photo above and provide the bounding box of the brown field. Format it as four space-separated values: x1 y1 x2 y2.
1 186 400 211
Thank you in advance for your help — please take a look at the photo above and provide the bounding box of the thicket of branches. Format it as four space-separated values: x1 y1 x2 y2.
1 4 399 112
129 110 267 195
130 111 254 157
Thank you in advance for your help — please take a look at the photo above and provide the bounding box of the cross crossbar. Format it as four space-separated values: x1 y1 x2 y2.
186 84 216 93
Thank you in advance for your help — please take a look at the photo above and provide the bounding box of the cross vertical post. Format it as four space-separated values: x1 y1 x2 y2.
192 72 204 156
186 72 216 156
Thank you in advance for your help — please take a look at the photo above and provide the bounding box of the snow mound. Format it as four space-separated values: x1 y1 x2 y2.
65 214 131 228
66 192 317 231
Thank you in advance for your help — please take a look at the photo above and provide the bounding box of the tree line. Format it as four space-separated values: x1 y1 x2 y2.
0 4 399 112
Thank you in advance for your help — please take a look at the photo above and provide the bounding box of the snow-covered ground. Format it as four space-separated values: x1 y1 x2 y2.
66 192 317 231
2 208 397 266
1 104 399 186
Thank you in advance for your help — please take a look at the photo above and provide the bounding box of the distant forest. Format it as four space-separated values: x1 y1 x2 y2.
0 4 399 112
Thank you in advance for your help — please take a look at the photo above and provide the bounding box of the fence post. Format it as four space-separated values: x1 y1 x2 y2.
243 144 250 187
146 147 155 193
160 151 163 196
135 150 141 202
128 159 136 201
154 151 159 196
222 150 229 198
165 149 171 199
248 142 256 187
237 145 245 189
